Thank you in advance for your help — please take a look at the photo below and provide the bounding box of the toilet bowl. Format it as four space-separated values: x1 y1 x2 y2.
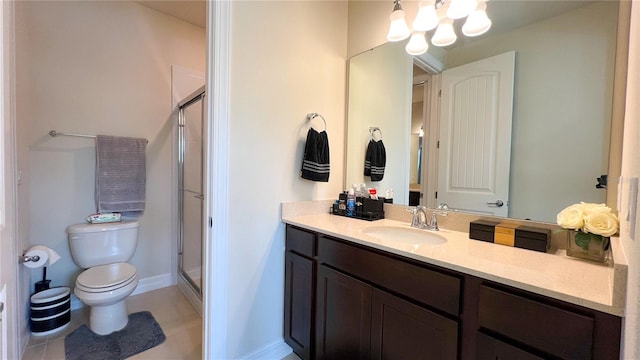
67 221 140 335
73 262 139 335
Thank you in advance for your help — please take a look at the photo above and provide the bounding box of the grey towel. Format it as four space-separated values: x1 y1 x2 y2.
95 135 147 215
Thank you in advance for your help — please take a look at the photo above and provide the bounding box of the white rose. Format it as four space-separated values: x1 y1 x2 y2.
580 202 612 215
583 211 619 237
557 204 585 230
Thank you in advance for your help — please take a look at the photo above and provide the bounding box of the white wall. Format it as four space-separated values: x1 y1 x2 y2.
227 1 347 357
445 2 617 221
620 2 640 358
15 1 205 292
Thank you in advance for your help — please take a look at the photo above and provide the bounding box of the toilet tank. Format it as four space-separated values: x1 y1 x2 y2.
67 221 139 269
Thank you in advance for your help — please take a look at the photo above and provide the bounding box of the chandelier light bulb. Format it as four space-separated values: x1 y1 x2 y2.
462 1 492 37
412 1 439 32
387 1 411 42
446 0 478 20
431 18 457 47
405 31 428 55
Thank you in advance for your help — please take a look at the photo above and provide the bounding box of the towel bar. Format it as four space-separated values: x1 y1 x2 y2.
49 130 148 144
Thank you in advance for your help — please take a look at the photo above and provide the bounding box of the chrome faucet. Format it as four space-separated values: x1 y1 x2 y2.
410 205 429 229
427 203 449 231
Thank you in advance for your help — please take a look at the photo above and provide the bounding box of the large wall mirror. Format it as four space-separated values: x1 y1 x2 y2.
345 0 626 223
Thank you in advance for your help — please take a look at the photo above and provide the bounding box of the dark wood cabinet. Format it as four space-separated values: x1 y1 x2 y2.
284 226 317 360
475 331 544 360
315 265 372 360
284 252 315 359
371 288 458 360
478 285 594 359
283 225 623 360
315 264 458 360
477 284 621 360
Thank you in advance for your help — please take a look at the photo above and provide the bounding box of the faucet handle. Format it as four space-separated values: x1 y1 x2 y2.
406 205 426 213
435 203 449 215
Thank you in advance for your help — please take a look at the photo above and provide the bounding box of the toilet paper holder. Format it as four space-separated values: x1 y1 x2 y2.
20 254 41 263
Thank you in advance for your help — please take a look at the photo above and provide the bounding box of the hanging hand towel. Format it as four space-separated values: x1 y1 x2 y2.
300 128 330 182
364 139 386 182
95 135 147 215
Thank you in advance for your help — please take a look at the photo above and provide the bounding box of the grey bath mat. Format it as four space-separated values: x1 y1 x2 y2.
65 311 166 360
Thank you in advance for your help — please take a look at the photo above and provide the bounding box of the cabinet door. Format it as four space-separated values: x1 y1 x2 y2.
371 288 458 360
284 252 315 360
475 331 544 360
478 285 594 360
316 265 371 360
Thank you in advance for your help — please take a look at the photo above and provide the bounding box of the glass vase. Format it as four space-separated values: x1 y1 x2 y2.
565 230 609 263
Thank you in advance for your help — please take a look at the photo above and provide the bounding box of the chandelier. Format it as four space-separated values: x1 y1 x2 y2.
387 0 492 56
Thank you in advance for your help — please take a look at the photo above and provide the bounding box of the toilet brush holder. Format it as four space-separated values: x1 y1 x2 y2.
34 267 50 293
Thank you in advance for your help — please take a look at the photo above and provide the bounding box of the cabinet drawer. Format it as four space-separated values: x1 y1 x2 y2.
478 285 594 360
475 331 544 360
286 226 316 258
318 236 461 316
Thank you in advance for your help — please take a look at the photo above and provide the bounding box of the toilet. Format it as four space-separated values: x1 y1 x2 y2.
66 221 139 335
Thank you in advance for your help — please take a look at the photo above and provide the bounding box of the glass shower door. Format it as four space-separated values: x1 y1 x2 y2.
179 88 205 295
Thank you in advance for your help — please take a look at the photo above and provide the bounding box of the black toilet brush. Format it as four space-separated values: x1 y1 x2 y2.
34 266 51 293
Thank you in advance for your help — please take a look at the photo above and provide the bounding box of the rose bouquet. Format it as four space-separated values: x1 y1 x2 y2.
557 202 619 252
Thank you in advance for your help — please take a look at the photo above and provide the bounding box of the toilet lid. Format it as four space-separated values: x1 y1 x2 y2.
77 263 137 289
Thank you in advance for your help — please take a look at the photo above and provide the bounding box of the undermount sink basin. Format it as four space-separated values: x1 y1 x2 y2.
362 225 447 247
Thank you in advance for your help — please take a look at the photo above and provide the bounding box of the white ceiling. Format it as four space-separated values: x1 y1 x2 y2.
136 0 206 28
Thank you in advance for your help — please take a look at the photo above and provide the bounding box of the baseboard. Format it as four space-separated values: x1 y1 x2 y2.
131 272 174 296
239 339 293 360
70 272 174 311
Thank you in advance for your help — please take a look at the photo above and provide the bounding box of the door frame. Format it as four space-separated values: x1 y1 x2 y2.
204 1 231 358
1 1 21 359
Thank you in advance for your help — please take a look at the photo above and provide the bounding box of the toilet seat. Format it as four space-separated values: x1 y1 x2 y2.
76 263 137 293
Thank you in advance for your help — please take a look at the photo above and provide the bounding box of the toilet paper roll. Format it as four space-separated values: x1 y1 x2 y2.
22 246 62 268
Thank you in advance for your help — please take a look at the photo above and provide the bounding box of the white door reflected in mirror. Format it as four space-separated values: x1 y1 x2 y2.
437 51 515 217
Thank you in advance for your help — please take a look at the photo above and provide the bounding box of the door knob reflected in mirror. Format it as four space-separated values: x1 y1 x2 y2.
487 200 504 207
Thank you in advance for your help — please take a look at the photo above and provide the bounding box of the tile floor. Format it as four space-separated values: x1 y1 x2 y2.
22 286 301 360
23 286 202 360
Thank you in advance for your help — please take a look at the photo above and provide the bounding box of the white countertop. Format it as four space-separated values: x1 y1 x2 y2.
282 212 627 316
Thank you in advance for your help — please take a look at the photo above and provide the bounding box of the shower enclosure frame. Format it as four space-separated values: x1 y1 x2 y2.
177 85 206 301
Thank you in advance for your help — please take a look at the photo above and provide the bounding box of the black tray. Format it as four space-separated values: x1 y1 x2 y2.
330 206 384 221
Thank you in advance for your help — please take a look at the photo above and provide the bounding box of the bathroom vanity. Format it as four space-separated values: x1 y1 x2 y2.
282 212 626 360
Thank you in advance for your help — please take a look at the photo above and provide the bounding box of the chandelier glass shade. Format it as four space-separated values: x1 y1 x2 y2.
386 2 412 42
387 0 492 55
405 31 429 55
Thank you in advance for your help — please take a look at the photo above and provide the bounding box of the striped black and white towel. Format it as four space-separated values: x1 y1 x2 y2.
301 128 330 182
364 139 386 182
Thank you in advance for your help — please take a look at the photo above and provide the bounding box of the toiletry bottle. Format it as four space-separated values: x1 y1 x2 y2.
360 183 368 198
347 189 356 217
